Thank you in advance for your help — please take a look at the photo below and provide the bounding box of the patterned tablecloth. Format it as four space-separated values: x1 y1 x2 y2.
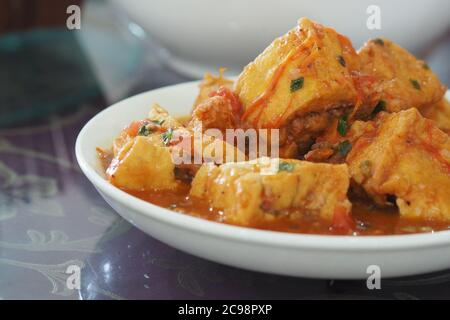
0 3 449 300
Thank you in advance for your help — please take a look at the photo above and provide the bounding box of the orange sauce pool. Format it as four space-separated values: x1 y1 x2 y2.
124 184 450 236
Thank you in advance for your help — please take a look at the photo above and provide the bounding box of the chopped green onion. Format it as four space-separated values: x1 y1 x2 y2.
337 115 348 137
337 55 346 67
278 162 295 172
337 140 352 157
372 100 386 116
161 128 174 145
137 124 151 136
152 119 165 126
373 38 384 46
410 79 421 90
290 77 304 92
359 160 373 177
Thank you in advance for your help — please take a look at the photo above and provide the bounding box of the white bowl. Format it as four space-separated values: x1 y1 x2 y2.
76 82 450 279
110 0 449 77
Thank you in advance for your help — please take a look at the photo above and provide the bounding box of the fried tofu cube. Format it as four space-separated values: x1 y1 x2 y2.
347 108 450 221
109 101 247 188
358 39 446 113
170 128 247 167
112 103 181 157
146 103 246 164
421 98 450 135
107 136 177 191
148 103 183 129
190 158 352 227
235 18 360 155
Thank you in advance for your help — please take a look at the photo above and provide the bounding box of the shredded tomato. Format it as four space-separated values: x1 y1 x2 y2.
332 205 355 234
124 119 149 137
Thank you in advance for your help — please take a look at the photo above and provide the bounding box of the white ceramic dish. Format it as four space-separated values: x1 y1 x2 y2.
110 0 449 77
76 82 450 279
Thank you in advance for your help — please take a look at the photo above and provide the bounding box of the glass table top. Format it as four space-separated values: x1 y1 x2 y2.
0 0 449 300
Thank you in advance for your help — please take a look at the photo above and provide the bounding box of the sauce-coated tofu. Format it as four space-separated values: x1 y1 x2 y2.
235 18 360 156
347 108 450 221
358 39 446 113
190 158 352 227
112 103 180 157
421 98 450 135
107 136 178 191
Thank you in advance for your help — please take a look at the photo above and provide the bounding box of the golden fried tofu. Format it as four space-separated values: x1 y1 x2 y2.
193 68 234 107
107 136 178 191
148 103 183 129
170 128 247 167
113 130 132 157
347 108 450 221
190 158 352 228
421 98 450 134
112 103 180 157
146 104 246 165
235 18 360 156
109 94 252 189
358 38 446 113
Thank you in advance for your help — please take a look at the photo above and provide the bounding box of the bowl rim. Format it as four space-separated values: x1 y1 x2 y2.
75 81 450 252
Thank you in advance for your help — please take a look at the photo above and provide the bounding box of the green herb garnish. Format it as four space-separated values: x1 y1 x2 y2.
161 128 174 145
423 63 430 70
337 140 352 157
372 100 386 116
337 115 348 136
278 162 295 172
410 79 421 90
337 55 346 67
152 119 165 126
373 38 384 46
137 124 151 136
290 77 304 92
360 160 373 177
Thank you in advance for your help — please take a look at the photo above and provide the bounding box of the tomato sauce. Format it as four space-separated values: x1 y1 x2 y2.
124 184 450 236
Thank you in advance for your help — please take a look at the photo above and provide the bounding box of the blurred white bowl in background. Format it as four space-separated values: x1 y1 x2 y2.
111 0 449 78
